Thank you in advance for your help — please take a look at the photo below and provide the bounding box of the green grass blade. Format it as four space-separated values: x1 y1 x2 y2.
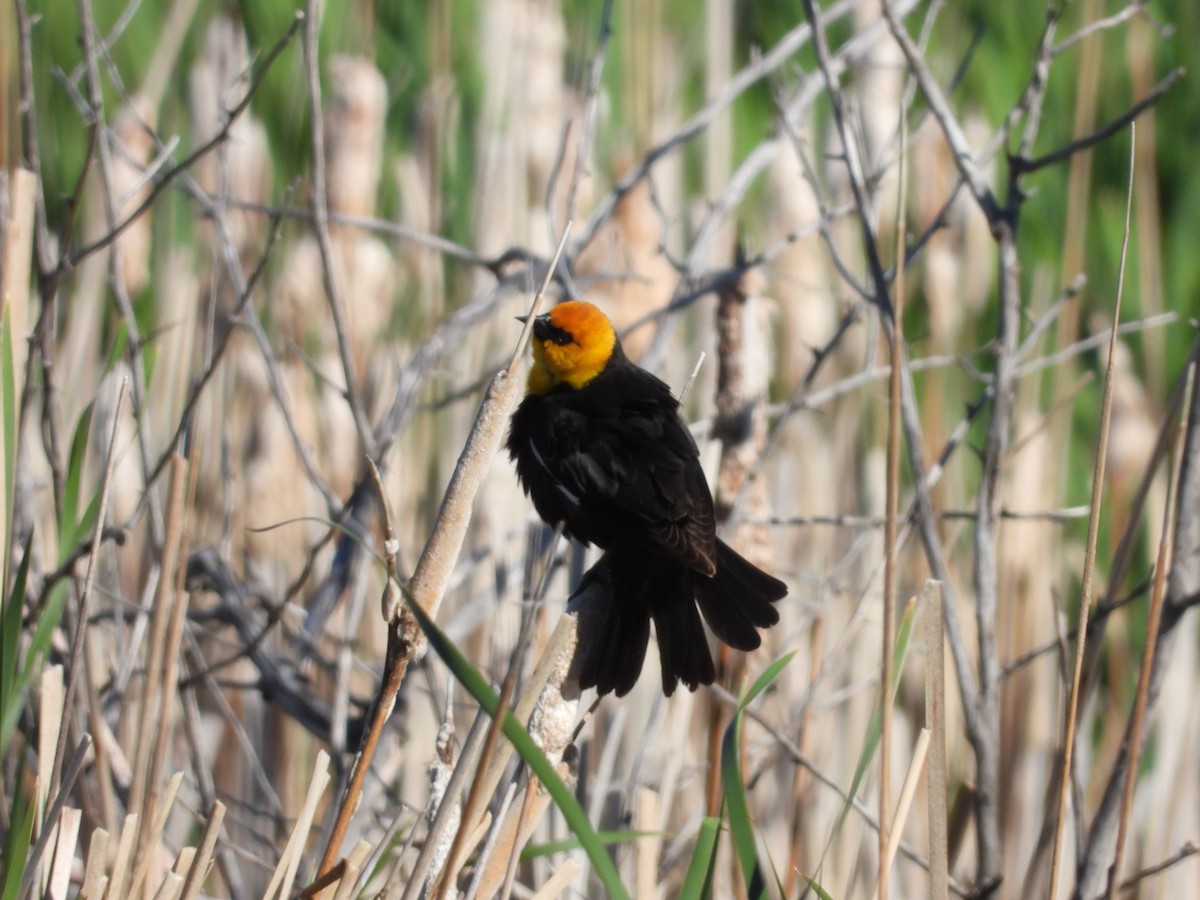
744 651 796 707
521 829 660 861
0 533 34 755
679 816 722 900
62 401 95 541
721 652 795 900
801 871 836 900
404 594 630 900
833 597 917 836
1 770 34 900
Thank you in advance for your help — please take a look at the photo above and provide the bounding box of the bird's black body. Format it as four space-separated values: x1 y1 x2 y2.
508 331 786 696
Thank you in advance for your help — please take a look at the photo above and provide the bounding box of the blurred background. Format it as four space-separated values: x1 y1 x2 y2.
1 0 1197 897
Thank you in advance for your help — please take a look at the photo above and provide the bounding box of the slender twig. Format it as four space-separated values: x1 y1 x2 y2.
1118 842 1200 893
138 191 290 497
300 0 375 455
63 12 304 270
1052 3 1152 56
1013 68 1182 175
883 3 1001 220
801 0 892 319
561 1 612 231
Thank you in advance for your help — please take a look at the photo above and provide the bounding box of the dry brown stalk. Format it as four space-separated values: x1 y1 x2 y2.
179 801 226 900
432 675 518 900
1104 364 1191 898
1047 125 1136 899
265 750 331 900
128 454 188 869
879 91 909 900
79 828 110 899
924 580 949 900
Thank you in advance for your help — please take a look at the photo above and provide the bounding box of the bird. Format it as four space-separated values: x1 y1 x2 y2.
507 299 787 696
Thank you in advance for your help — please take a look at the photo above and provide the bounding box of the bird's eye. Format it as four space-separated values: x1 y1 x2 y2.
545 324 575 346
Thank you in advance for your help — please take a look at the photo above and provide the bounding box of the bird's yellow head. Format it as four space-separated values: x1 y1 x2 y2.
523 301 618 395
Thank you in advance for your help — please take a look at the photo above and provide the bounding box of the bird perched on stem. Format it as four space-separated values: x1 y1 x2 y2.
508 300 787 696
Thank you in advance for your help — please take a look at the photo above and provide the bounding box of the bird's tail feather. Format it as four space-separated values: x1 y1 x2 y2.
578 541 786 697
694 539 786 651
578 567 650 697
650 571 715 696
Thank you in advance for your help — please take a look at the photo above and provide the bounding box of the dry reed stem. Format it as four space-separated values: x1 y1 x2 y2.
1076 349 1200 892
126 771 183 898
924 580 949 900
785 616 824 897
80 827 110 899
46 805 81 898
151 872 183 900
265 750 331 900
430 676 518 900
1047 125 1136 900
397 708 488 899
529 859 583 900
172 848 195 883
0 167 35 583
1103 364 1193 899
148 458 191 781
884 728 930 876
129 454 188 865
500 776 549 900
460 600 585 880
179 801 225 900
19 735 90 900
404 226 566 632
633 786 661 898
35 664 63 861
316 226 570 880
464 783 516 900
879 88 910 900
329 840 373 900
105 813 139 900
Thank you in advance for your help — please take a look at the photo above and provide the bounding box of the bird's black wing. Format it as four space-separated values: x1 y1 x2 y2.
511 365 717 575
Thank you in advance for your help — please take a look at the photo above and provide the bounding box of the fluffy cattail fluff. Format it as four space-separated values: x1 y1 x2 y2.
714 265 777 574
189 14 272 259
853 0 905 233
324 56 388 222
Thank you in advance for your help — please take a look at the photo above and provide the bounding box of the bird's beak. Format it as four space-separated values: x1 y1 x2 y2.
515 315 529 324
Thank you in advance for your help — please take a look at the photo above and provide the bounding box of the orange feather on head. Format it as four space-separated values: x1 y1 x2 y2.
526 301 618 394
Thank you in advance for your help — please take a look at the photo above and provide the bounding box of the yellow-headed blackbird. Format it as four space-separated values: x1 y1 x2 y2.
507 300 787 696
